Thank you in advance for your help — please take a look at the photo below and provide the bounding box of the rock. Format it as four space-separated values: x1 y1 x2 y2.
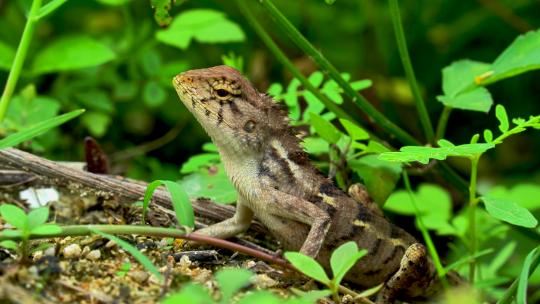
129 270 149 283
63 244 82 259
86 249 101 261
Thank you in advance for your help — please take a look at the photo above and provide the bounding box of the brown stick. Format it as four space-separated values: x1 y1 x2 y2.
0 148 265 230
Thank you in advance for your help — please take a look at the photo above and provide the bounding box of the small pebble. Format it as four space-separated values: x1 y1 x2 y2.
86 249 101 261
82 245 90 256
63 244 82 259
44 246 56 256
128 270 149 283
32 251 43 261
105 240 117 248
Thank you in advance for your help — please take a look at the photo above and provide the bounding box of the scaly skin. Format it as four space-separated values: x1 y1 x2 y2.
173 66 452 303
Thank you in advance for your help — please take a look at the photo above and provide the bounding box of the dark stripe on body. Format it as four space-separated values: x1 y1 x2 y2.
217 107 223 125
269 147 294 183
382 245 405 265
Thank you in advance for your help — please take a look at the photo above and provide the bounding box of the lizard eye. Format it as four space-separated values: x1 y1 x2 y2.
243 120 256 132
215 88 231 99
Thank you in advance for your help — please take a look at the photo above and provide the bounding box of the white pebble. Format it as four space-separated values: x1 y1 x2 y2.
63 244 82 259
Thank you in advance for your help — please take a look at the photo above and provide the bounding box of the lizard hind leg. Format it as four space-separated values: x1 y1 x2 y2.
376 243 435 303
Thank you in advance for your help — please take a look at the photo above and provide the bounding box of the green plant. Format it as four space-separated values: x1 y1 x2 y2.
162 268 329 304
0 204 61 262
284 241 371 302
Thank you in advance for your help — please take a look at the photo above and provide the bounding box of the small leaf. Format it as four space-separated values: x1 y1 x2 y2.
437 87 493 113
267 83 283 97
488 29 540 84
143 81 166 107
91 228 164 282
155 9 245 50
35 0 68 20
437 139 454 147
495 104 509 132
150 0 173 26
27 207 49 230
161 283 214 304
308 71 324 87
143 180 195 228
517 247 539 304
0 109 85 149
215 268 253 302
31 224 62 235
179 164 237 204
81 111 111 138
284 252 330 285
481 196 537 228
330 241 367 285
440 60 491 97
483 129 493 143
379 143 494 164
0 240 18 250
32 36 116 74
180 153 221 174
339 119 369 141
309 112 342 144
0 204 28 230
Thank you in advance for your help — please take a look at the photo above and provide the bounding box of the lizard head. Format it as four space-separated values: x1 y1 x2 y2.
173 65 289 156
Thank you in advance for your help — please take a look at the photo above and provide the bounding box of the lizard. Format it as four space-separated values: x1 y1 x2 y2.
173 65 456 303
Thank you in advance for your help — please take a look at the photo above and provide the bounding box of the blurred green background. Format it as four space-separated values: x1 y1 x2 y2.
0 0 538 182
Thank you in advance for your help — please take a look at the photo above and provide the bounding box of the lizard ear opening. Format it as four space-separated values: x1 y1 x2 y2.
243 120 256 132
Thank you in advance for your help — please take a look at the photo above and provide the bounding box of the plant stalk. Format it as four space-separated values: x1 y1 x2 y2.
388 0 434 142
257 0 419 146
468 155 480 283
435 106 452 141
497 246 540 304
0 0 42 122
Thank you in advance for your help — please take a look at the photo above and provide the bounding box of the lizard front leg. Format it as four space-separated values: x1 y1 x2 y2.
194 195 254 239
257 187 332 258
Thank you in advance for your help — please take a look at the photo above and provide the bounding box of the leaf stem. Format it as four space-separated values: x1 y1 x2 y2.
236 0 353 123
388 0 434 142
256 0 419 146
468 155 481 283
497 246 540 304
0 224 291 269
435 106 452 141
0 0 42 122
402 171 448 287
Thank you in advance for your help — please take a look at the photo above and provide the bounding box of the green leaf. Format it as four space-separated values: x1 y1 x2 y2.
27 207 49 230
81 111 111 138
349 155 401 205
237 291 282 304
150 0 173 26
32 36 116 74
481 196 537 228
488 29 540 84
3 95 61 129
339 119 369 141
284 79 301 120
215 268 253 302
486 183 540 210
0 109 84 149
309 112 341 144
379 142 494 164
483 129 493 143
91 228 164 282
180 153 221 174
440 60 491 97
96 0 131 5
31 224 62 235
517 247 539 304
384 184 454 234
495 104 509 132
267 83 283 97
330 241 367 285
437 87 493 113
0 40 15 70
142 180 195 228
0 240 18 250
302 137 329 155
0 204 28 230
179 164 237 204
35 0 68 20
284 252 330 285
161 283 213 304
143 81 167 107
155 9 245 50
